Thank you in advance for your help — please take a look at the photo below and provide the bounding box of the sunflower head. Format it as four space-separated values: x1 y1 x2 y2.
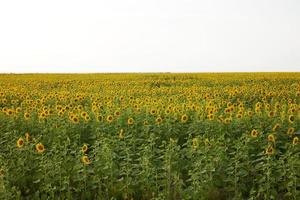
204 138 210 146
127 117 134 125
81 144 88 153
267 134 275 143
106 115 113 123
287 128 295 135
119 129 125 139
72 116 80 124
192 138 198 150
17 138 24 148
25 132 30 142
24 112 30 120
265 146 274 155
292 137 299 145
288 115 295 124
181 114 188 123
82 155 91 165
251 129 258 138
156 117 162 124
36 143 45 153
272 123 280 132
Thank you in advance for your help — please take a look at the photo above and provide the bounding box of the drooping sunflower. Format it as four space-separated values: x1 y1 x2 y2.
287 127 295 135
251 129 258 138
181 114 188 123
192 138 198 150
292 136 299 145
25 132 30 142
119 129 125 139
268 111 275 118
267 134 275 143
36 143 45 153
204 138 211 146
81 144 88 153
265 146 274 155
272 123 280 132
81 155 91 165
127 117 134 125
16 138 24 148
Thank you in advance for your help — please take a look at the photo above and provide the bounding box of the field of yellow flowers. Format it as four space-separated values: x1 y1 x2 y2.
0 73 299 200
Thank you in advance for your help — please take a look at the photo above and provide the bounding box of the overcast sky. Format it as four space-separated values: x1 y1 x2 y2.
0 0 299 73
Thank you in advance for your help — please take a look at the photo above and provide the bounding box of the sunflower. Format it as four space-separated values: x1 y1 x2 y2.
81 155 91 165
97 115 103 122
106 115 113 123
207 114 214 121
25 132 30 142
292 136 299 145
204 138 210 146
265 146 274 155
224 118 232 124
127 117 134 125
156 116 162 124
268 111 275 118
81 144 88 153
36 143 45 153
288 115 295 123
71 116 80 124
247 111 253 117
143 120 149 126
81 111 88 118
192 138 198 150
16 138 24 148
267 134 275 143
119 129 125 139
150 109 157 115
181 114 188 123
114 110 121 116
236 114 243 119
84 115 91 122
251 129 258 138
287 128 295 135
24 112 30 120
272 123 280 132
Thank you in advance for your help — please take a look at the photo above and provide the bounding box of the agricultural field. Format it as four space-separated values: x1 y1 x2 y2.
0 73 299 200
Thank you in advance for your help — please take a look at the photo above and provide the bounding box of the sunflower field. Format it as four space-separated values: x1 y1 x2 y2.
0 73 299 200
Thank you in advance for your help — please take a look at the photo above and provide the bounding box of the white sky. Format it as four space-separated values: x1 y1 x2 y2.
0 0 299 73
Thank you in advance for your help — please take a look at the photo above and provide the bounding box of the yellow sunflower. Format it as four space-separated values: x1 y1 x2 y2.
288 115 295 123
36 143 45 153
267 134 275 143
119 129 125 139
16 138 24 148
106 115 113 123
81 144 88 153
265 146 274 155
251 129 258 138
25 132 30 142
82 155 91 165
292 136 299 145
127 117 134 125
181 114 188 123
272 123 280 132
